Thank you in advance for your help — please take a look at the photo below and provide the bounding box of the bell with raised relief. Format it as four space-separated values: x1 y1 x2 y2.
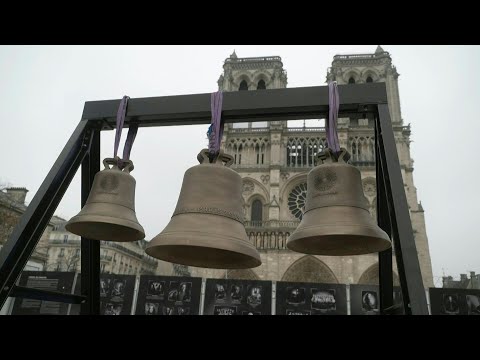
145 149 261 269
287 148 391 256
65 157 145 242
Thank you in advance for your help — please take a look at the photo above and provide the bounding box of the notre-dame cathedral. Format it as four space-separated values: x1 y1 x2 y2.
187 46 434 289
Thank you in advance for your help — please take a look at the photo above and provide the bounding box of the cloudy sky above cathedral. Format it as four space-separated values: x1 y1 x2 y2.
0 45 478 284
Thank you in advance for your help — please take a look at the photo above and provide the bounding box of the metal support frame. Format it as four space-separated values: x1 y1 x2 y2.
0 82 429 315
10 286 86 304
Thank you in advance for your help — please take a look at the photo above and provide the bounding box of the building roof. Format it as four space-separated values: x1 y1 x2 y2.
0 189 27 213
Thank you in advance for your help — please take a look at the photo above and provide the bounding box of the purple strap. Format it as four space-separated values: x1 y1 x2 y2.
114 95 138 169
326 81 341 156
208 91 224 156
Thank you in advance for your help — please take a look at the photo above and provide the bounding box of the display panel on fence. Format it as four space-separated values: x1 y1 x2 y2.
275 281 347 315
135 275 202 315
203 279 272 315
429 288 480 315
70 273 136 315
11 271 76 315
350 284 381 315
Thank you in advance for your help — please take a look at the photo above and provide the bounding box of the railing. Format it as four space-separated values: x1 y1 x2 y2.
285 163 313 169
225 56 282 63
285 127 325 132
244 220 300 229
228 127 270 133
350 160 375 167
50 239 80 245
230 164 269 169
100 241 145 260
333 52 388 60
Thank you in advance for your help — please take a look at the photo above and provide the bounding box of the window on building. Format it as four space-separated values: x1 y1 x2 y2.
56 264 61 271
348 77 356 84
75 249 80 256
59 248 65 256
101 264 106 272
232 122 249 128
251 200 263 223
251 121 268 128
366 76 373 83
239 80 248 91
257 79 266 90
63 235 68 243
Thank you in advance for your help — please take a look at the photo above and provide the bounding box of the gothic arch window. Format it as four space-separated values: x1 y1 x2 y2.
255 143 265 164
282 256 338 283
358 263 400 286
350 137 375 162
288 183 308 220
351 141 357 160
348 77 356 84
251 199 263 223
239 80 248 91
286 137 326 167
366 76 373 83
224 269 259 280
257 79 266 90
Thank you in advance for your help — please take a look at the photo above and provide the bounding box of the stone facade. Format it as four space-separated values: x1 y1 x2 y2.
189 48 434 288
46 219 173 276
0 187 175 277
0 187 51 271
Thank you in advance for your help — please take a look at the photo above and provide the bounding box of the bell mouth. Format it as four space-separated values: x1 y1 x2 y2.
66 216 145 242
145 244 261 269
287 232 391 256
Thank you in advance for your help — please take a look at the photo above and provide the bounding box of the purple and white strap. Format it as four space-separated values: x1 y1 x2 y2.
208 91 224 158
114 95 138 169
326 81 341 157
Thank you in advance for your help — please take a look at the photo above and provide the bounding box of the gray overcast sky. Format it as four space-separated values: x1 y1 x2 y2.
1 45 479 286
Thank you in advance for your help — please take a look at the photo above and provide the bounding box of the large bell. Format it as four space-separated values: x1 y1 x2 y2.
65 157 145 242
287 148 391 256
145 149 261 269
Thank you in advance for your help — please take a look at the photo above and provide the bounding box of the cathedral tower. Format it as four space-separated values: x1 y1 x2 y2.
188 48 433 288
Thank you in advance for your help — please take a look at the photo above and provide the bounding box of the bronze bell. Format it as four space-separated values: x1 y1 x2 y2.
145 149 261 269
65 157 145 242
287 148 391 256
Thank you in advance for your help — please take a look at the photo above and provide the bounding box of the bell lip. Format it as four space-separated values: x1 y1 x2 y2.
287 226 391 256
145 231 261 269
65 214 145 242
145 244 262 269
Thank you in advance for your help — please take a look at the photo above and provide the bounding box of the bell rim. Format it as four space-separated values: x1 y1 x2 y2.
287 228 391 256
146 231 261 269
145 243 262 269
65 214 145 242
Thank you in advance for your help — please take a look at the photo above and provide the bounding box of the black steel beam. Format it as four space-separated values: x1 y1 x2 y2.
80 130 101 315
376 104 429 315
376 111 394 314
81 83 388 128
10 285 86 304
0 82 429 316
0 120 93 309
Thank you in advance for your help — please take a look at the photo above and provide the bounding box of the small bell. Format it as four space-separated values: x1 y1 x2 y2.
65 157 145 242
